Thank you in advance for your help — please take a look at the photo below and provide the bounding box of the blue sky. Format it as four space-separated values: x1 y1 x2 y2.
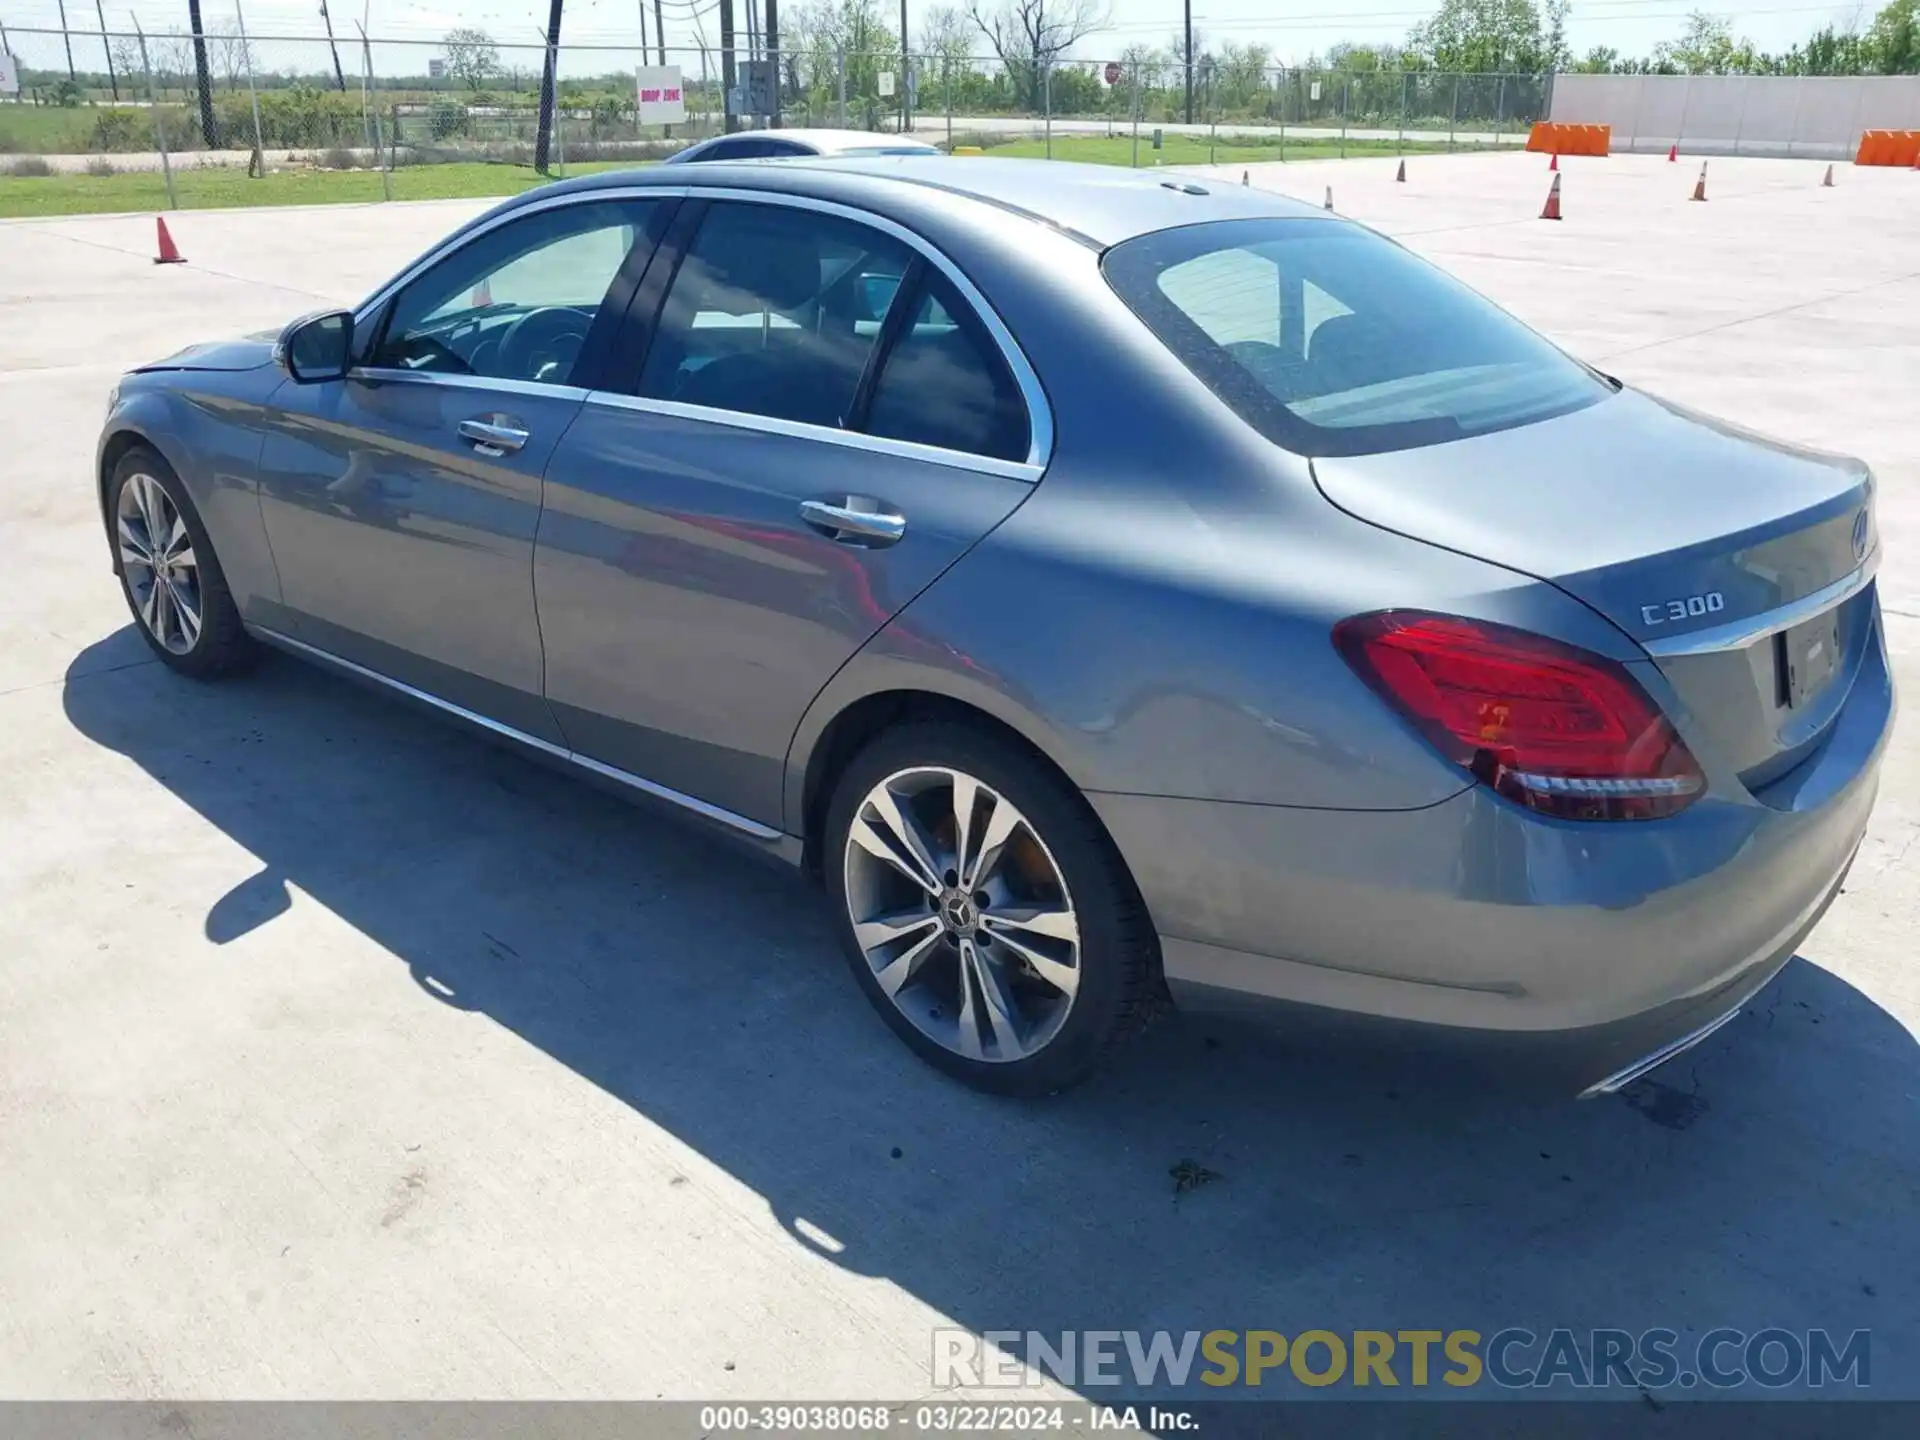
3 0 1881 68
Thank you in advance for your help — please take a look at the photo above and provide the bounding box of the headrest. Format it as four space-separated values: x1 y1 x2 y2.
685 211 821 313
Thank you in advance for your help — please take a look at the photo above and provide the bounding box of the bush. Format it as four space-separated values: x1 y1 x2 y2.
4 157 55 177
85 155 118 176
318 146 360 170
89 109 145 152
201 86 365 151
428 99 472 141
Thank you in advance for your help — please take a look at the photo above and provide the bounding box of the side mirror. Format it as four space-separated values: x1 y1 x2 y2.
276 310 353 383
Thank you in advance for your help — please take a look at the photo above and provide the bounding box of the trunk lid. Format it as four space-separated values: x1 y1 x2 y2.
1312 388 1878 786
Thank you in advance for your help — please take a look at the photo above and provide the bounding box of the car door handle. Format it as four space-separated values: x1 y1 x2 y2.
799 498 907 546
457 417 529 456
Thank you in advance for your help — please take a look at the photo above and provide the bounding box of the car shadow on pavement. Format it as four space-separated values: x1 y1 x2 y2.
62 634 1919 1399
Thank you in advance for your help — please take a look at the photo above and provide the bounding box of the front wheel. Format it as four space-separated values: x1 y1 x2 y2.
824 722 1160 1096
108 446 255 678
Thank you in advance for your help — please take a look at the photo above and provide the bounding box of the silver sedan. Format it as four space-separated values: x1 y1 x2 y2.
96 158 1893 1097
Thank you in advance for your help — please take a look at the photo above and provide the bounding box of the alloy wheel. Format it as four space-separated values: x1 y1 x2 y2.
117 472 202 656
842 765 1082 1063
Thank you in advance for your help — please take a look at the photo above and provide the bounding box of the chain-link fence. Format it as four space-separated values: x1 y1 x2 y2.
0 23 1541 214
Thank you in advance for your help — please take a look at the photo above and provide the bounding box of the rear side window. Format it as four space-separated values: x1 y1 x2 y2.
639 202 912 428
1103 218 1609 457
864 272 1029 463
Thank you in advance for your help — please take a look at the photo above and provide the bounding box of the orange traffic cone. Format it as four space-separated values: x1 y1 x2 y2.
1549 152 1559 171
1667 143 1678 162
1540 172 1562 221
153 216 185 265
1323 185 1334 211
1822 163 1834 187
1395 158 1406 182
1690 161 1708 202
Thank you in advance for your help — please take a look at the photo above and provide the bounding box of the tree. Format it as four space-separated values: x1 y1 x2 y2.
186 0 220 148
109 35 144 93
210 30 257 90
1327 41 1403 72
1868 0 1919 71
1407 0 1565 73
152 31 195 102
967 0 1109 111
1572 44 1620 73
780 0 899 126
921 4 974 66
1653 11 1761 75
442 27 501 91
1780 25 1872 75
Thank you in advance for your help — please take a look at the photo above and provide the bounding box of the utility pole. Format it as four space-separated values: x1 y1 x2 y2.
94 0 119 99
534 0 565 172
654 0 666 64
56 0 78 82
637 0 647 61
187 0 219 148
767 0 779 128
1183 0 1193 125
719 0 736 132
898 0 907 132
318 2 347 91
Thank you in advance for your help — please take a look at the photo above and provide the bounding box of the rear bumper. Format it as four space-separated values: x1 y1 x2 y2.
1089 615 1893 1094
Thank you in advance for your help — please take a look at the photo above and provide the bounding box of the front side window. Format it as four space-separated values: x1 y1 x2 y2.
864 272 1029 462
1103 218 1610 457
373 199 658 385
639 202 912 428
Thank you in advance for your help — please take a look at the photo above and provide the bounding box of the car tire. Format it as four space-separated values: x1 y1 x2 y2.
108 445 256 679
824 721 1161 1096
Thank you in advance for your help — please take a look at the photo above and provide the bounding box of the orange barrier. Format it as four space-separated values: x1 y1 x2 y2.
1855 130 1920 166
1525 122 1611 157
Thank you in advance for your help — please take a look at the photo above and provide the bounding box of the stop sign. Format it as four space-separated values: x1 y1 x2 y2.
1104 61 1122 85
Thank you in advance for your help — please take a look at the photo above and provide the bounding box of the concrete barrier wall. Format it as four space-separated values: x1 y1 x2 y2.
1551 73 1920 158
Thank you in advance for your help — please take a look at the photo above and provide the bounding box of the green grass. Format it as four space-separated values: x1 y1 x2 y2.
0 159 641 218
981 133 1509 166
0 132 1521 218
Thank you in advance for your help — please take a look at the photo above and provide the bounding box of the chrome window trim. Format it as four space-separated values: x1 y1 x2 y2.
346 367 591 403
1640 553 1879 658
582 391 1045 483
348 181 1054 471
252 626 785 843
665 185 1053 471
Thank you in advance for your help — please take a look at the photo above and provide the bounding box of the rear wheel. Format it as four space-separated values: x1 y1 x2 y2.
825 722 1160 1095
109 447 255 679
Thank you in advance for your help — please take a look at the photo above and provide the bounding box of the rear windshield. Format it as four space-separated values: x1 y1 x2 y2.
1102 218 1609 457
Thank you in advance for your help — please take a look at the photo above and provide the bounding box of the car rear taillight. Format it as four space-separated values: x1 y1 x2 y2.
1333 611 1704 821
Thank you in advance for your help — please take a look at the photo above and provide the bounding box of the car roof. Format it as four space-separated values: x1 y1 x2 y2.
778 128 941 152
509 156 1332 249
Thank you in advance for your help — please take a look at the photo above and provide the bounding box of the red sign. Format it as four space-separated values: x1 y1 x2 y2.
1104 61 1122 86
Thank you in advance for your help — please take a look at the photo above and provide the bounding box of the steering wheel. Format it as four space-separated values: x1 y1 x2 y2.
496 306 590 385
